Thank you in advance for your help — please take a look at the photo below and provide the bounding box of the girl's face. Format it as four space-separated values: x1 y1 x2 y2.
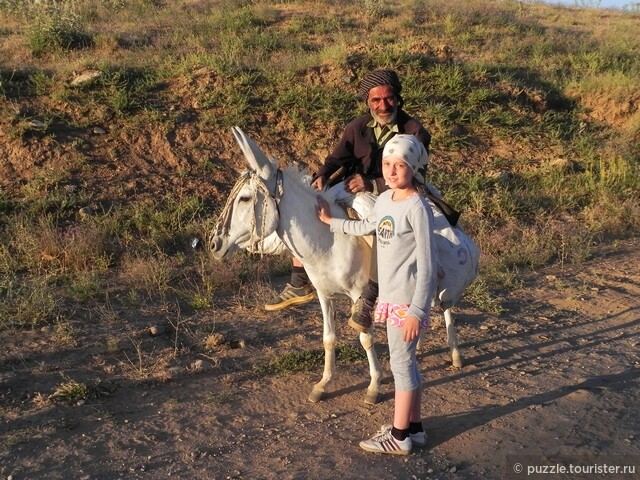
382 156 413 190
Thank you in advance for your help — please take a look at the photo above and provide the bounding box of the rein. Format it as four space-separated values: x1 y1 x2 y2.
213 169 284 255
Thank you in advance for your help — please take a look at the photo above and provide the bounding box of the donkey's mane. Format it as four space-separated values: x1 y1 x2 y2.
282 164 310 183
275 162 339 203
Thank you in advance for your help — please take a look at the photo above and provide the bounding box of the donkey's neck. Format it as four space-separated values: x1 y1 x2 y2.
275 170 336 261
272 168 369 299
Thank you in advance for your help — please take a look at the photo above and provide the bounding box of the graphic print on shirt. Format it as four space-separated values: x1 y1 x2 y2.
377 215 395 245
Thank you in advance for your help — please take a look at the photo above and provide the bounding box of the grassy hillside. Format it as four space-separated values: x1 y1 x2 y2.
0 0 639 328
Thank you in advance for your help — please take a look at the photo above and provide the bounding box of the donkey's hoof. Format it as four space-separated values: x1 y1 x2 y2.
308 388 324 403
452 352 464 369
365 391 380 405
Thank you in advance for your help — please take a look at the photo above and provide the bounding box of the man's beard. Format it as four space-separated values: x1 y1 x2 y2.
371 106 398 126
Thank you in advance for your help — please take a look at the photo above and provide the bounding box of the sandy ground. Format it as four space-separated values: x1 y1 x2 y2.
1 238 639 480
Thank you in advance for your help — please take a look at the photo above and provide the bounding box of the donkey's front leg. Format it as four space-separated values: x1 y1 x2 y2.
308 295 336 403
359 330 382 404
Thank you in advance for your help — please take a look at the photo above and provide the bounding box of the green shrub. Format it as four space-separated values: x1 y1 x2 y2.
50 376 89 404
27 8 93 56
0 276 57 329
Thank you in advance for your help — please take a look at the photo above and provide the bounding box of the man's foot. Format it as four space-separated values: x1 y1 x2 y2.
348 297 373 333
359 425 412 455
264 283 316 311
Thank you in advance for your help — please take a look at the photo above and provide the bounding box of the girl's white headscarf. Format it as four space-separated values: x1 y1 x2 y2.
382 134 429 184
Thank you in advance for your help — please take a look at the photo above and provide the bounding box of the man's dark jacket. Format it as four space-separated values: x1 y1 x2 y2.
315 109 431 183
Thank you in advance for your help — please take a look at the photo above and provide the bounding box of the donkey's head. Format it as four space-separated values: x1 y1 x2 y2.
209 128 282 260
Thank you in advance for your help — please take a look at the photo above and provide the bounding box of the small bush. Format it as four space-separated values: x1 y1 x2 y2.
254 344 368 375
28 70 55 96
364 0 385 20
50 377 89 404
27 8 93 56
98 68 159 116
463 278 504 314
3 214 113 274
120 252 178 299
0 276 57 329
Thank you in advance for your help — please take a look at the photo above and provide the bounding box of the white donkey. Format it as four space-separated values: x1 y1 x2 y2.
210 127 381 404
209 127 479 404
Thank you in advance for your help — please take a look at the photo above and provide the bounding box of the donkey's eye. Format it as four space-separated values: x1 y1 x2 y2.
238 196 251 203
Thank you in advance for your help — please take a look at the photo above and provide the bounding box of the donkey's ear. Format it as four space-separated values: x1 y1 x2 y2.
232 127 278 180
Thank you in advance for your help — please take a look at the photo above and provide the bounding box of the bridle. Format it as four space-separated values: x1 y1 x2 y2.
212 169 284 255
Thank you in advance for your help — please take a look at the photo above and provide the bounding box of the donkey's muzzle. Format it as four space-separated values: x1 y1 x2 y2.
209 235 224 254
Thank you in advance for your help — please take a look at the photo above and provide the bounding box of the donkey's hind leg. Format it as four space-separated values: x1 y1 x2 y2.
444 308 463 368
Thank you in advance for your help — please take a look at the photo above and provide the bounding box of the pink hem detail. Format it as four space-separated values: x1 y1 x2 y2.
373 302 430 329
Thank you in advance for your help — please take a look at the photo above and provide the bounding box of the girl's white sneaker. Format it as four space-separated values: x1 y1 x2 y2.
359 425 411 455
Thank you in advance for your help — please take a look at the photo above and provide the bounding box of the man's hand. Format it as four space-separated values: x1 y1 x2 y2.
344 174 371 193
312 176 326 191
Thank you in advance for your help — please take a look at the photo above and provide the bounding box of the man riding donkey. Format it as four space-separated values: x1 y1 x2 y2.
265 69 458 334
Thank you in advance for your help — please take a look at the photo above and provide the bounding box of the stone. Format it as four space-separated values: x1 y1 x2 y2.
70 70 103 86
28 119 46 129
79 207 94 218
149 325 167 336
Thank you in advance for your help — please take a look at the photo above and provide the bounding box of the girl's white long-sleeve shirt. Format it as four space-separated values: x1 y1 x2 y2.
329 189 438 320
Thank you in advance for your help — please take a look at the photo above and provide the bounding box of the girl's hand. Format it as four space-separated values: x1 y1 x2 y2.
403 316 420 342
316 196 332 224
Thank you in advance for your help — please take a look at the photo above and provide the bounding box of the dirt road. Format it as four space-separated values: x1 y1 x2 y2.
1 238 639 479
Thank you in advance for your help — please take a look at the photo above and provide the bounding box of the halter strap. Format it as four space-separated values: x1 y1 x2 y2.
215 171 252 237
273 168 284 205
212 169 283 255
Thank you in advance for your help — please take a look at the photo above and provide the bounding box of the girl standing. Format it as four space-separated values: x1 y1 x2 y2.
317 134 438 455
